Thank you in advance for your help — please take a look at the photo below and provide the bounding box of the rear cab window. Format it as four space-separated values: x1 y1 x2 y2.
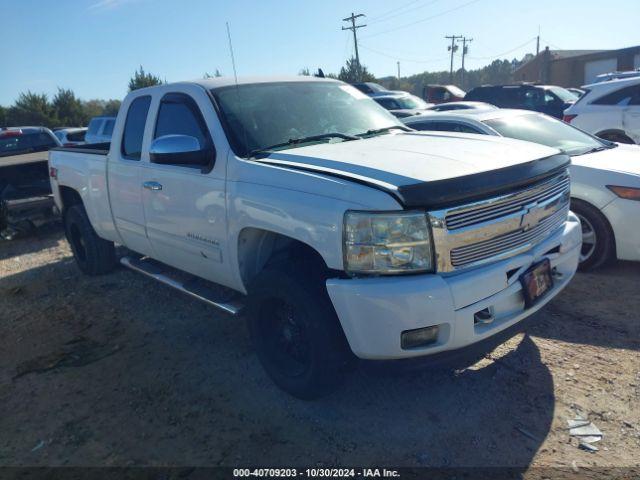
102 119 115 137
87 118 102 136
121 96 152 160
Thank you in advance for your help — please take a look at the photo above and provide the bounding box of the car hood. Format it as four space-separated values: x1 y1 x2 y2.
572 144 640 176
256 131 568 208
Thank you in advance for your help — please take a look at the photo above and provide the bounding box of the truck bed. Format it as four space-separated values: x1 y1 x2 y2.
50 142 110 156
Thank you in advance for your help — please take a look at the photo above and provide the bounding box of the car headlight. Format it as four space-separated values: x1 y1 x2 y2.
606 185 640 201
343 210 434 275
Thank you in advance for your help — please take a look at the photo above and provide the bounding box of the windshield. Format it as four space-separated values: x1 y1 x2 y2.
393 95 429 110
548 87 578 103
212 81 402 157
484 113 606 155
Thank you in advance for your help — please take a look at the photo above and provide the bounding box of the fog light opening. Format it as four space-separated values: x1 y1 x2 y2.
401 325 440 350
474 307 494 325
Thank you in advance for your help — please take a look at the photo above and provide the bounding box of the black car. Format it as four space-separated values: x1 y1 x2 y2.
352 82 390 96
464 84 578 119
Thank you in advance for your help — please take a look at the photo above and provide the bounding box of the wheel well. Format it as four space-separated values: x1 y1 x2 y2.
570 197 617 257
237 228 330 288
59 186 83 213
595 129 634 143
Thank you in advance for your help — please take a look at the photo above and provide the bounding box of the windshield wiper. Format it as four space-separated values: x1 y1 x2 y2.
574 145 609 156
248 133 359 158
357 125 412 137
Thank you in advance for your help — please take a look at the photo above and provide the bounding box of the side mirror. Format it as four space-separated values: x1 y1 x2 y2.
149 134 211 167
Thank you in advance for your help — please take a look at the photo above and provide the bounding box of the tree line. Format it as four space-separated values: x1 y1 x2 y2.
0 66 163 129
0 57 530 129
377 55 534 96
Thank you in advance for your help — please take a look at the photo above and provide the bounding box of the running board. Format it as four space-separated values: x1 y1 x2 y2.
120 256 244 315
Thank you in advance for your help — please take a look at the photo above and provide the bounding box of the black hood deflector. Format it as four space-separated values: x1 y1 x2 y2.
255 153 571 210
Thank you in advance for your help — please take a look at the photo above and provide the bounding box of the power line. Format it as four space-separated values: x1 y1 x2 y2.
367 0 422 22
342 12 367 81
363 0 482 39
467 37 537 60
367 0 442 26
359 43 449 64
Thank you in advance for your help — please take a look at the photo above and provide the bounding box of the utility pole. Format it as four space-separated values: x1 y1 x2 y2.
457 36 473 89
536 26 540 55
397 61 401 80
445 35 462 83
342 13 366 81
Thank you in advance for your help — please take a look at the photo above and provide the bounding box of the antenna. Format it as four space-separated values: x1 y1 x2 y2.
226 22 239 85
225 22 250 156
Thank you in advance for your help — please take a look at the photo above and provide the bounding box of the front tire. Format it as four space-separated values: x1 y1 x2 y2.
64 204 116 275
571 199 615 271
247 263 352 399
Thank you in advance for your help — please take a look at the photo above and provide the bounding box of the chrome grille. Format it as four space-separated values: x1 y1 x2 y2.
450 204 568 267
429 170 570 272
445 173 571 230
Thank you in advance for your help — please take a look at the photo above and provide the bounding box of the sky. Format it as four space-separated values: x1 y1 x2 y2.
1 0 639 105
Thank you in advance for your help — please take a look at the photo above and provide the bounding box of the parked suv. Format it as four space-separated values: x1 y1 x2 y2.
465 84 577 119
85 116 116 144
563 76 640 144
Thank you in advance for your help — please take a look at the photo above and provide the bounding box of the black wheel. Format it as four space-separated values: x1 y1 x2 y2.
64 204 116 275
247 262 352 399
571 199 615 271
597 131 635 144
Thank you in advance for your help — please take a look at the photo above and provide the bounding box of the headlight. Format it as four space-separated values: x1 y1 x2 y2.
343 210 433 275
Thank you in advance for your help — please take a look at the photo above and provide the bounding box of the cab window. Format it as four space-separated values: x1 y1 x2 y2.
121 96 151 160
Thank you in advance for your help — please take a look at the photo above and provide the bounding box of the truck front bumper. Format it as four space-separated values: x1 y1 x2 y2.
326 213 581 360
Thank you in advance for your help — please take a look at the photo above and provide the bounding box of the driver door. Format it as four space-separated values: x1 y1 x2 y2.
140 89 229 285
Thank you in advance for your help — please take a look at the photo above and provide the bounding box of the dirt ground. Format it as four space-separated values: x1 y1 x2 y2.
1 225 639 474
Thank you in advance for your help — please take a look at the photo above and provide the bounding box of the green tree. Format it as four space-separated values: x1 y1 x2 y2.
128 66 163 91
102 99 121 117
6 91 55 127
0 105 6 127
298 67 311 76
52 88 85 126
338 57 376 84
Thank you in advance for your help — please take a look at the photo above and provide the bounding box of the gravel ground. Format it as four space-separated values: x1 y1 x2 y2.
1 226 639 475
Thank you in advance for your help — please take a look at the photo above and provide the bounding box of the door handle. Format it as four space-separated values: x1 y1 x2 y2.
143 181 163 191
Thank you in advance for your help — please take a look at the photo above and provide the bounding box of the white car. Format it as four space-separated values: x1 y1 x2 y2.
373 93 433 118
404 109 640 270
85 116 116 144
53 127 87 146
49 77 580 398
563 76 640 144
427 101 497 112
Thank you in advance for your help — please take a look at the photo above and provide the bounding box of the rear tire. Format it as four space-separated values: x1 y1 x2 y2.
64 204 116 275
247 262 352 400
571 199 615 271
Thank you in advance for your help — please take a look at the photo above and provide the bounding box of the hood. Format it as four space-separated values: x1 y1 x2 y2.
572 144 640 177
257 131 569 209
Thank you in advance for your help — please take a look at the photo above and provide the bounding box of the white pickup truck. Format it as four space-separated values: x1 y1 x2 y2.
49 77 581 398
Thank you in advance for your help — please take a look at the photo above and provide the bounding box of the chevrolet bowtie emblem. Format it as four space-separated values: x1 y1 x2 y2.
521 202 543 231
